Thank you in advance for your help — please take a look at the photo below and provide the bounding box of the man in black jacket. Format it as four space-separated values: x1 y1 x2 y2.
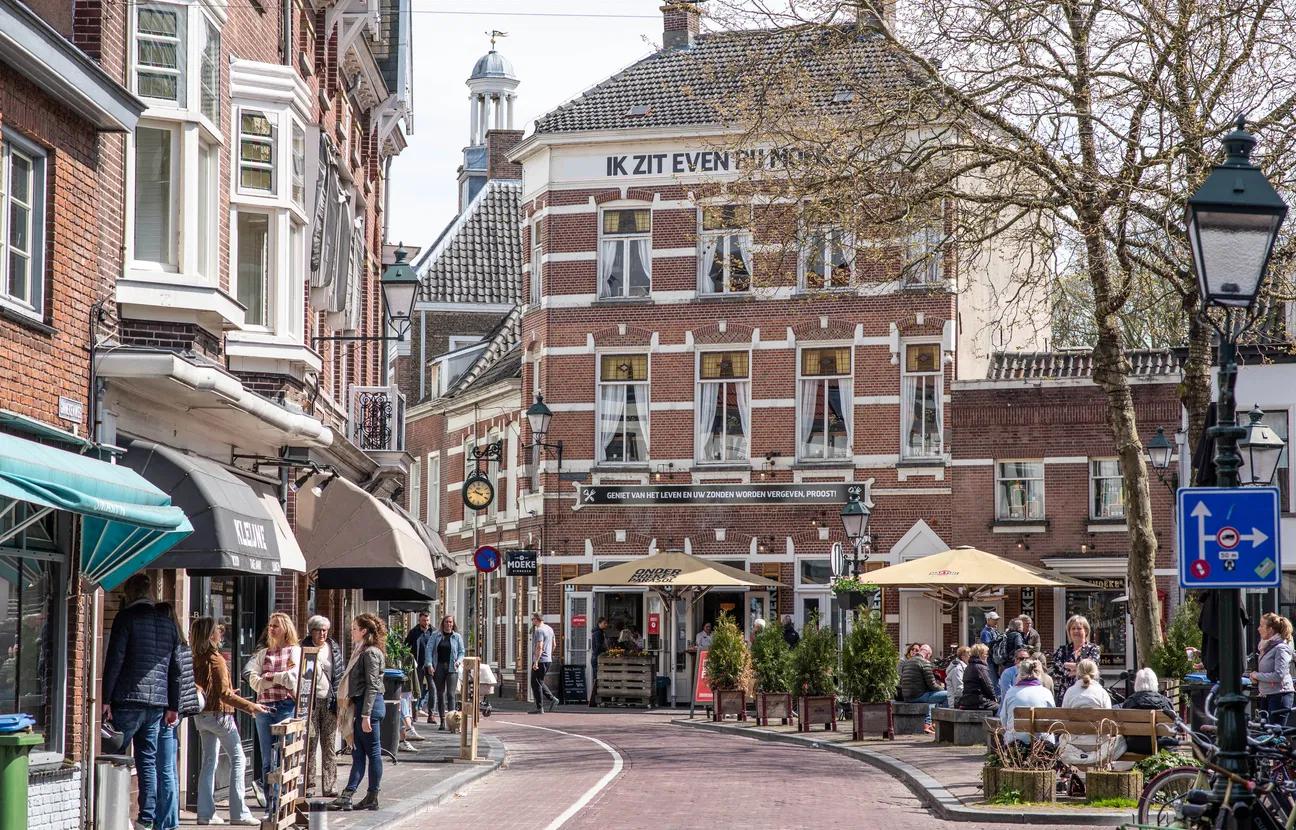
101 573 179 830
589 617 609 706
405 612 433 718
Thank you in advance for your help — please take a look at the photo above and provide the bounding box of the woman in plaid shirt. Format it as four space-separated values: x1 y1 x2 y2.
248 612 302 800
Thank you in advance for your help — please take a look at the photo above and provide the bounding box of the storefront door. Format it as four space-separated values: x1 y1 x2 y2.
901 592 943 654
564 590 592 702
745 591 771 631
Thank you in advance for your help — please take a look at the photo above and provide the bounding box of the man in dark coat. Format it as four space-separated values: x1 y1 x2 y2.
589 617 609 706
101 572 179 830
782 615 800 649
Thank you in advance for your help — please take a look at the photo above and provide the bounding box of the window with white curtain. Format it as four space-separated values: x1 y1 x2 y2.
699 205 752 294
291 123 305 207
427 454 441 530
599 209 651 298
408 457 422 522
196 142 217 279
797 347 852 460
133 125 177 266
905 222 944 286
597 354 649 463
239 109 276 193
996 461 1045 520
901 343 942 459
135 4 186 106
697 351 750 462
199 17 219 123
0 135 47 316
530 239 542 305
801 227 853 290
236 212 271 327
1089 459 1124 519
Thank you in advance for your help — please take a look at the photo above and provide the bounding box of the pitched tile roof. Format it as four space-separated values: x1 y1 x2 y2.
987 350 1181 381
445 306 523 398
416 179 521 305
534 24 922 134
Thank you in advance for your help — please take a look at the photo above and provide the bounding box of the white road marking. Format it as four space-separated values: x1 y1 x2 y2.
498 720 624 829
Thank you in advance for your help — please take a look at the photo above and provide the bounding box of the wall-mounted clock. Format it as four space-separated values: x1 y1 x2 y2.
462 468 495 510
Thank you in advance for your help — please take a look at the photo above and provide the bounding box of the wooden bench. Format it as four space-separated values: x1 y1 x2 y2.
932 708 992 745
1011 708 1175 762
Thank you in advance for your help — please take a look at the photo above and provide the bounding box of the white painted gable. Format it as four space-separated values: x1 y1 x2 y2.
888 519 948 562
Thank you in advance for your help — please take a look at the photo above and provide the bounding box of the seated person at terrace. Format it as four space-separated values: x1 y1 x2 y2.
900 643 949 734
999 659 1055 747
956 643 998 710
997 648 1032 698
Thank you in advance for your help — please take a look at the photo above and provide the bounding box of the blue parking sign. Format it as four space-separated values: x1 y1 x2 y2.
1177 487 1281 588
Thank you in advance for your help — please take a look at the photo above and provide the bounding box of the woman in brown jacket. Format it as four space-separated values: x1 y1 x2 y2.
190 617 267 825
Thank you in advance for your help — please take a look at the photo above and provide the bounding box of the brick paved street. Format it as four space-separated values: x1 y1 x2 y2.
393 708 1082 830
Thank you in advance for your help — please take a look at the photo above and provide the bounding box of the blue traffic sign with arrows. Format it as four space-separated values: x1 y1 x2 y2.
1177 486 1281 589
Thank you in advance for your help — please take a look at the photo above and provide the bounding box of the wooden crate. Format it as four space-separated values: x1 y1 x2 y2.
262 718 306 830
595 655 655 707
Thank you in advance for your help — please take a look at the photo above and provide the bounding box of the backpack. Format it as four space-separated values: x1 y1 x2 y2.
989 631 1009 667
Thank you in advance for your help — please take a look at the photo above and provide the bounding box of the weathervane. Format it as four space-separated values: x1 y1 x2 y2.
486 30 508 50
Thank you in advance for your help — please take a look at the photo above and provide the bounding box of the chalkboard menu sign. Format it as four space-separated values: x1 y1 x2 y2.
561 663 587 705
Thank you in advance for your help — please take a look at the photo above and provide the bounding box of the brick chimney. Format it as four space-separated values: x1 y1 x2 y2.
485 129 524 180
661 1 704 50
855 0 896 29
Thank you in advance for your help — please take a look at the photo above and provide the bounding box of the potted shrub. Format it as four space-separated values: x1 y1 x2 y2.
751 617 794 725
982 726 1056 803
705 613 751 722
1149 596 1202 708
792 615 838 732
832 576 878 612
841 613 900 740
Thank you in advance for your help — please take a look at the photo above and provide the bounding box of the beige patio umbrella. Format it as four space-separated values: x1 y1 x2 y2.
862 545 1096 608
561 551 782 708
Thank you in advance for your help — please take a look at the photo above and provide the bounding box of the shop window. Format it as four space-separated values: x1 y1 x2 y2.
801 226 853 290
699 205 751 294
597 354 649 464
1090 459 1125 519
797 347 852 461
239 109 276 194
135 4 186 106
798 558 832 585
1065 579 1126 666
0 135 46 317
0 552 62 753
599 209 651 298
901 343 942 459
133 125 178 266
905 222 944 286
697 351 750 462
996 461 1045 521
235 211 272 327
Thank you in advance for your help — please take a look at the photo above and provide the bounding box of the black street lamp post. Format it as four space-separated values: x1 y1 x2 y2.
1185 117 1288 823
840 496 872 578
525 394 564 475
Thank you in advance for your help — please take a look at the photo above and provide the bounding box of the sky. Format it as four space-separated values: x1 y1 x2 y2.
385 0 668 246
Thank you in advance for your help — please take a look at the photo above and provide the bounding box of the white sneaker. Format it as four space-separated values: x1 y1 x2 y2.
197 819 225 826
406 726 426 740
251 780 266 807
400 739 417 752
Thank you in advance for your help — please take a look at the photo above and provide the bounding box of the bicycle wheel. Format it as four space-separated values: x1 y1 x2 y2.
1139 767 1206 827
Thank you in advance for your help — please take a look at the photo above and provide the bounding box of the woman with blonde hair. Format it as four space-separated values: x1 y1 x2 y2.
1252 612 1295 724
249 612 301 800
999 658 1055 746
332 613 387 811
1061 658 1111 709
1050 614 1100 705
190 617 266 825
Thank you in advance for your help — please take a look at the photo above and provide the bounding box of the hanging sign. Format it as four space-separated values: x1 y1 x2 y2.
1020 587 1036 617
473 545 501 573
693 649 713 705
575 481 872 509
571 613 587 629
505 549 538 577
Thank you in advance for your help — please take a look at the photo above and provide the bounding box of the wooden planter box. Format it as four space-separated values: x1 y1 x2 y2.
714 689 747 722
1085 769 1143 801
595 654 655 708
982 766 1055 803
852 700 894 741
798 695 838 732
757 692 792 726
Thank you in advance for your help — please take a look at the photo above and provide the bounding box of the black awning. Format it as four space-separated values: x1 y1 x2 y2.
120 439 281 576
313 566 437 601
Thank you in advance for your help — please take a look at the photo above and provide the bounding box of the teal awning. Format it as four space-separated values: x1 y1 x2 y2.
0 432 191 590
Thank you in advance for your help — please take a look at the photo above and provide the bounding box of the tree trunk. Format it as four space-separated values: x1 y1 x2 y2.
1180 309 1213 481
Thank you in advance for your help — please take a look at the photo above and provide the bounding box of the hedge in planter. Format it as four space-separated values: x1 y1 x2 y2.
792 615 838 732
841 613 899 740
751 617 794 725
705 613 751 722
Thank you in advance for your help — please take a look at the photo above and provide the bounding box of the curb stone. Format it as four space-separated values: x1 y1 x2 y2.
674 718 1133 826
358 734 506 830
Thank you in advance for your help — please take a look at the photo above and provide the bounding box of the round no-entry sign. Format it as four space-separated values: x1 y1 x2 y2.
1216 526 1240 550
1190 559 1211 579
474 545 500 573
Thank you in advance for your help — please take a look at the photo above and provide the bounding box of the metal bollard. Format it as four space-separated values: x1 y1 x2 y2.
308 799 330 830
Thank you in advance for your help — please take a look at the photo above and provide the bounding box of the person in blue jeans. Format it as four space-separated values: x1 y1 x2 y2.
899 643 949 733
154 722 178 830
247 612 301 805
101 573 180 830
332 613 387 811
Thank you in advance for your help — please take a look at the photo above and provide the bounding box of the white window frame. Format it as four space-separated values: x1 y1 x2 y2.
596 353 651 465
198 14 220 124
900 341 943 460
1089 458 1124 520
695 350 751 463
237 107 277 196
995 460 1046 521
427 452 441 530
799 225 855 291
597 207 652 299
233 208 274 329
134 3 187 109
904 222 944 286
796 557 833 587
796 345 853 462
196 139 218 280
698 205 752 295
531 240 542 306
0 134 48 319
131 122 181 270
408 457 422 522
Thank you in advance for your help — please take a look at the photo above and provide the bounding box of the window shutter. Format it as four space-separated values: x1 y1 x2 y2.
310 135 336 284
